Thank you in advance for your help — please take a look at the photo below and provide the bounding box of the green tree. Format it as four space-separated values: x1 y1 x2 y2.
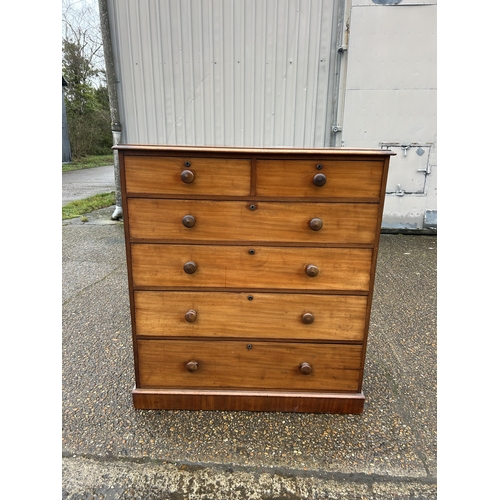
62 0 112 158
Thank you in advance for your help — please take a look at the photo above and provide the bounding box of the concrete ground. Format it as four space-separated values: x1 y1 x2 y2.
62 169 437 498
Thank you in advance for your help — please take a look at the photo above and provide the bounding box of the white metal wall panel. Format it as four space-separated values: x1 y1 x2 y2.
107 0 341 147
341 1 437 229
354 0 436 5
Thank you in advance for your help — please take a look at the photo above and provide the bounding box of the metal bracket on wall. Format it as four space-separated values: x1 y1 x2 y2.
331 125 342 133
417 163 432 175
394 184 405 196
380 141 434 150
401 143 411 157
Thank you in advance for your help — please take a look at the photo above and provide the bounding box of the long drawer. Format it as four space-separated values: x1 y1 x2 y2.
137 339 363 392
255 159 385 199
127 199 380 244
130 244 373 291
134 291 368 341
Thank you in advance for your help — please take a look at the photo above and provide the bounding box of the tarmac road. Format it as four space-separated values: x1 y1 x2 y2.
62 164 116 206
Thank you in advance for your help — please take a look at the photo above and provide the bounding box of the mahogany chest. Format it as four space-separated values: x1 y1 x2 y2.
116 145 392 414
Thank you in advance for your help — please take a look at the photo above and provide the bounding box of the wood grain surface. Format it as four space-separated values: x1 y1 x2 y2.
130 244 373 291
131 388 365 413
255 159 384 198
133 291 368 341
118 146 391 413
127 199 379 244
124 156 251 195
137 339 362 391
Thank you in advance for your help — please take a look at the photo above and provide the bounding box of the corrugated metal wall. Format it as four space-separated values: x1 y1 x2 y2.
108 0 342 147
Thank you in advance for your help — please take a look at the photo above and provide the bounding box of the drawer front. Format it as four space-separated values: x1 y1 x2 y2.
137 339 362 391
131 244 373 291
124 156 251 195
134 291 368 341
127 199 380 245
255 159 384 199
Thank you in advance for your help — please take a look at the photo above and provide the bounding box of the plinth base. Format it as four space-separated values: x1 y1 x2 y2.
132 388 365 414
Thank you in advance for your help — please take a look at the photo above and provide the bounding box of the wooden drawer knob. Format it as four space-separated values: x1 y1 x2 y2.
180 169 195 184
302 312 315 324
305 264 319 277
313 173 327 187
300 362 313 375
185 310 197 322
185 360 199 372
183 261 197 274
182 215 196 228
309 218 323 231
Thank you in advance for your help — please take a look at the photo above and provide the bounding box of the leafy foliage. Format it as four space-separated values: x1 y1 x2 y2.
62 0 112 158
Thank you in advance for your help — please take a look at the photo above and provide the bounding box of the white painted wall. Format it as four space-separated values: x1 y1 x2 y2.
340 0 437 229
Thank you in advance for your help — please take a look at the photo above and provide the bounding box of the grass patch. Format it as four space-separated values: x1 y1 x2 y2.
62 192 116 220
63 154 114 172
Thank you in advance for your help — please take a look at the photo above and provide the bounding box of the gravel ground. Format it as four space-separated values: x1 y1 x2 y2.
62 207 437 499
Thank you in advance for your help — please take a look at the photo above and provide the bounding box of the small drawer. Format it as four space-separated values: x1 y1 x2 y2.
134 291 368 341
137 339 362 391
131 244 373 291
127 199 380 245
255 159 384 199
124 156 251 196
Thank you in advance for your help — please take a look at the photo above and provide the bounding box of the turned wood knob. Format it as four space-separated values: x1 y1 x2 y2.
300 362 312 375
313 173 327 187
185 310 197 323
185 360 198 372
302 312 315 324
183 261 197 274
309 218 323 231
305 264 319 277
182 215 196 228
180 169 195 183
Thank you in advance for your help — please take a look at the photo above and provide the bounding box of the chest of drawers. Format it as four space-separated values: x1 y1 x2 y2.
116 145 392 414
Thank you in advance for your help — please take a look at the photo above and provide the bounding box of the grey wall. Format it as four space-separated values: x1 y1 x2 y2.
107 0 344 147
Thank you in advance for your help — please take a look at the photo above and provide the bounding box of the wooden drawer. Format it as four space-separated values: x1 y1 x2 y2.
134 291 368 341
124 155 251 196
137 339 362 392
127 199 380 245
255 159 384 199
131 244 373 291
